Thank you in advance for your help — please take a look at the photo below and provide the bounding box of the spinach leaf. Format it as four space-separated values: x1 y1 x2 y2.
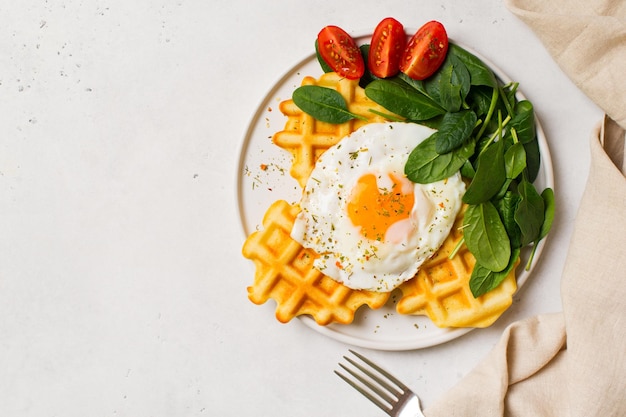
525 187 555 271
507 100 536 144
439 67 462 112
493 177 513 201
416 114 445 130
405 134 475 183
397 72 431 99
502 82 519 115
470 248 520 298
292 85 367 124
365 79 445 121
315 39 333 73
409 44 495 109
514 179 545 246
495 191 522 249
468 86 495 118
438 54 471 112
463 202 511 272
523 136 541 182
504 142 527 179
358 44 377 89
474 86 500 140
538 187 555 242
435 110 478 154
462 138 506 204
448 43 497 88
461 159 476 178
401 62 445 105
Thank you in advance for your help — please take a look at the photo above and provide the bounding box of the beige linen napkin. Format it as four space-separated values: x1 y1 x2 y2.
425 1 626 416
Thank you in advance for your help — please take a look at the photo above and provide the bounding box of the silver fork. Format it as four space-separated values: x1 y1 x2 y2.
335 349 425 417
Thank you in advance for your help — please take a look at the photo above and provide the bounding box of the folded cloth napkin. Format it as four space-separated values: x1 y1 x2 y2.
425 1 626 416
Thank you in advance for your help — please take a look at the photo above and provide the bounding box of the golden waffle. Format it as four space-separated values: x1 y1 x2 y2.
396 211 518 328
273 72 395 187
242 199 390 325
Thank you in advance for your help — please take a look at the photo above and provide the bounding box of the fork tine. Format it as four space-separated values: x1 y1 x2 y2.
336 350 425 417
348 349 409 391
341 357 400 400
334 368 392 415
335 349 411 416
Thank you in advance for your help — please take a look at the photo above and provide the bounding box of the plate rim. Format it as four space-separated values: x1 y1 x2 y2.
236 32 555 351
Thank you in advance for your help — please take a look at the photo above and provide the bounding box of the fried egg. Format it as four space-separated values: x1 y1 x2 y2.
290 122 465 292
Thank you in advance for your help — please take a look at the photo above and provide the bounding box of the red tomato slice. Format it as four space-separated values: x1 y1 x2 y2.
400 20 449 80
317 25 364 80
368 17 406 78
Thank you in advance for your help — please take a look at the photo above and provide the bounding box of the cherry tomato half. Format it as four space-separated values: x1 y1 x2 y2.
368 17 406 78
317 25 364 80
400 20 449 80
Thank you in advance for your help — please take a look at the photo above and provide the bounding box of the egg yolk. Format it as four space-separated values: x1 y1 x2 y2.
347 173 414 241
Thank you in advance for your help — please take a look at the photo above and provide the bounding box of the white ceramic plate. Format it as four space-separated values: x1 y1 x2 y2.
236 34 554 351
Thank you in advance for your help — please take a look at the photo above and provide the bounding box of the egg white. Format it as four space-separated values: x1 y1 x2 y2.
290 122 465 292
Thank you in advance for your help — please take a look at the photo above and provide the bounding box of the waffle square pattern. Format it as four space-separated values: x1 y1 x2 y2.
396 212 518 328
273 72 392 187
242 200 390 325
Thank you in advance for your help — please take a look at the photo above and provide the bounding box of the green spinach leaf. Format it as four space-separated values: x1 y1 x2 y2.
468 86 495 117
358 44 377 89
397 72 431 99
408 43 496 110
525 187 555 270
448 43 497 88
463 202 511 272
435 110 478 154
460 159 476 179
463 139 506 204
507 100 536 144
400 60 446 105
538 187 555 242
405 134 475 183
365 79 446 121
514 179 545 246
438 54 471 112
470 248 520 298
292 85 367 124
504 142 527 179
315 39 333 73
523 136 541 182
495 191 522 249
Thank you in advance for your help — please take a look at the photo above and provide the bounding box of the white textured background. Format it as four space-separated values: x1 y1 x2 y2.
0 1 601 416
